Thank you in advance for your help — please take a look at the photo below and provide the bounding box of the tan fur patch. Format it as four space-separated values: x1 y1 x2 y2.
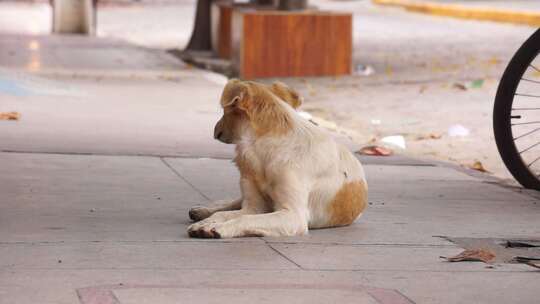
233 152 269 202
268 81 302 109
327 181 367 227
234 152 257 180
220 79 246 108
240 82 294 137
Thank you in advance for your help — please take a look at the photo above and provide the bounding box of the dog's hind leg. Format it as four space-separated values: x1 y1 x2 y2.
188 198 242 222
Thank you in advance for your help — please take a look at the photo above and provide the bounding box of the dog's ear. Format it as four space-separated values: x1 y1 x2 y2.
221 79 250 109
222 81 293 135
270 81 302 109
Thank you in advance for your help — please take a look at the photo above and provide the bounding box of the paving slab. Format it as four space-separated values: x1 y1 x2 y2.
368 179 536 201
0 71 234 158
356 154 436 166
0 33 236 159
0 242 293 270
0 269 379 304
269 243 534 272
362 270 539 304
266 194 539 246
162 157 240 202
0 34 185 72
113 286 379 304
366 163 476 180
1 268 538 304
0 152 226 242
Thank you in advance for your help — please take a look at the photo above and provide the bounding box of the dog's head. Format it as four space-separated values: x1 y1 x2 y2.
214 79 302 144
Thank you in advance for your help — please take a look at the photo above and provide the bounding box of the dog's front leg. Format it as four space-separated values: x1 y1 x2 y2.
188 177 269 238
192 175 309 238
188 198 242 222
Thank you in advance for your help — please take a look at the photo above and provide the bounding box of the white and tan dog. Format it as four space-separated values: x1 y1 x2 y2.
187 79 367 238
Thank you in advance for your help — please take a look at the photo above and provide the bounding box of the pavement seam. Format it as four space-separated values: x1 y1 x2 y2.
0 241 456 247
4 149 536 199
1 267 531 273
159 157 211 201
0 149 232 160
266 242 304 270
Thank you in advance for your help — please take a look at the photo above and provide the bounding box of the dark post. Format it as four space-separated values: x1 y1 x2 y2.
185 0 213 51
278 0 307 10
184 0 308 52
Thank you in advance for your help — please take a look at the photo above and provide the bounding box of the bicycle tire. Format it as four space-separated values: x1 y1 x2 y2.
494 28 540 189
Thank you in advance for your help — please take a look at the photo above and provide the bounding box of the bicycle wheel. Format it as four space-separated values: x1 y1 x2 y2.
494 28 540 189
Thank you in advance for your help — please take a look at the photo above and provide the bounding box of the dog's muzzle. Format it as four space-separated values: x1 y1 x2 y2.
215 131 223 140
214 119 232 144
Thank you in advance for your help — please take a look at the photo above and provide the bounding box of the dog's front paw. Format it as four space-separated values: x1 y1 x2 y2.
187 222 222 239
188 206 212 222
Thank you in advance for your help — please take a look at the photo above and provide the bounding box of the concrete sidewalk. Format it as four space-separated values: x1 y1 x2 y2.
2 151 539 304
1 34 540 303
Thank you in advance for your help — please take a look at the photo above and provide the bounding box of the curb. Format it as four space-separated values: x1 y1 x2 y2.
372 0 540 27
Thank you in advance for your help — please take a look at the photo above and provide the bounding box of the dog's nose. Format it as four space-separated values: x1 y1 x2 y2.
215 131 223 140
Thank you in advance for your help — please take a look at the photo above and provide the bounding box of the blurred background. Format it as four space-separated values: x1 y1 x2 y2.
1 0 539 182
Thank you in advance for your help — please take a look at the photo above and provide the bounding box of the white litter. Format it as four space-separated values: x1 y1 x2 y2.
354 64 375 76
448 124 470 137
381 135 406 149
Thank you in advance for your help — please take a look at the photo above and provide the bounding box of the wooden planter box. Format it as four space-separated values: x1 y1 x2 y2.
231 9 352 78
211 1 234 59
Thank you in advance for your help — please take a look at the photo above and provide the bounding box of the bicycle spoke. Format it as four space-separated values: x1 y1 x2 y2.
514 127 540 140
512 107 540 110
512 121 540 126
521 78 540 85
528 155 540 168
515 93 540 98
530 64 540 73
519 141 540 154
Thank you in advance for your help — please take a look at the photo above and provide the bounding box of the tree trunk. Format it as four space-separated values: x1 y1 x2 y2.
185 0 213 51
184 0 308 51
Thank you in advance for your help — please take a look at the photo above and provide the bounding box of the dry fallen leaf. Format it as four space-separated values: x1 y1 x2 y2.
385 65 393 76
0 112 20 120
487 57 501 66
469 161 488 173
452 83 467 91
358 145 393 156
442 249 495 263
505 240 540 248
514 257 540 269
522 262 540 269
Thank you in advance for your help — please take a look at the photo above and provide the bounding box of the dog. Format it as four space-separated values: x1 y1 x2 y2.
187 79 367 238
